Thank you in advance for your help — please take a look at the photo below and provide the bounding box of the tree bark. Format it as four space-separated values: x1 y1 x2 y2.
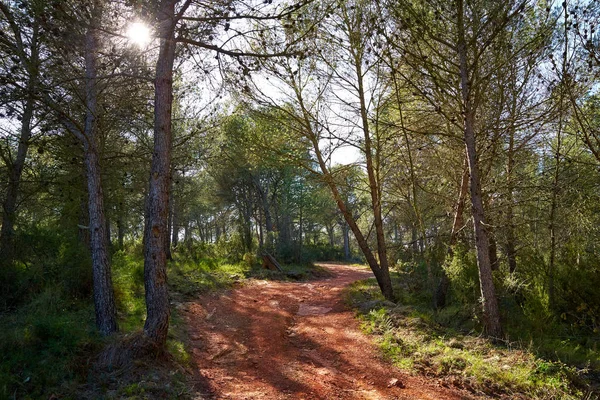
506 125 518 273
256 181 274 251
354 53 393 301
83 5 118 335
166 180 173 260
326 224 335 247
342 221 350 261
457 0 502 337
171 195 179 248
143 0 181 347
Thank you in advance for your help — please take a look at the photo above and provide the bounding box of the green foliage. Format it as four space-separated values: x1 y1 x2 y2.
213 233 251 263
0 286 100 399
112 250 146 332
443 245 480 306
0 227 93 309
169 256 249 298
345 273 596 399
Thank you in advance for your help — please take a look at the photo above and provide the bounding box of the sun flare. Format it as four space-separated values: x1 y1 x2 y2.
127 22 151 47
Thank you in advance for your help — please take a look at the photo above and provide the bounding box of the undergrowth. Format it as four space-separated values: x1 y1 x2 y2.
1 247 325 399
345 274 599 399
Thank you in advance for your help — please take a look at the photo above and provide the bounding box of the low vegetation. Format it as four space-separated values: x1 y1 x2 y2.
0 242 325 399
345 271 600 400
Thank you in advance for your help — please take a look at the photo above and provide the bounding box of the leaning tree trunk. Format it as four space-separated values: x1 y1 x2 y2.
83 6 118 335
292 76 394 301
457 0 502 338
143 0 179 347
312 140 394 300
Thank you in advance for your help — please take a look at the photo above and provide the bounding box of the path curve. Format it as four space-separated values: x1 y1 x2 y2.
181 262 474 399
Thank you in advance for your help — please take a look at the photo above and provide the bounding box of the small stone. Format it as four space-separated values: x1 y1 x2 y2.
387 378 404 388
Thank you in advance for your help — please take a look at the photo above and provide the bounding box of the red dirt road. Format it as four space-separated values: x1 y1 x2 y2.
181 263 474 399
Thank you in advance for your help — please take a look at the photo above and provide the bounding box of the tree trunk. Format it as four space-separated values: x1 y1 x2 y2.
488 229 499 271
184 221 190 243
506 150 518 273
117 215 125 249
171 188 179 249
79 197 91 248
292 75 394 300
411 225 419 254
0 90 34 264
548 114 562 311
342 221 350 261
262 253 282 271
143 0 180 347
457 0 502 337
354 55 393 301
83 6 118 335
296 187 303 263
258 183 274 252
166 181 173 260
0 13 39 266
314 147 393 300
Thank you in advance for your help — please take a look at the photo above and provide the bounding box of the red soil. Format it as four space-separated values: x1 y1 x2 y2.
181 262 475 399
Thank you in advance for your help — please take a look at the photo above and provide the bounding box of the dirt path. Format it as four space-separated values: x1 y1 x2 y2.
181 263 474 400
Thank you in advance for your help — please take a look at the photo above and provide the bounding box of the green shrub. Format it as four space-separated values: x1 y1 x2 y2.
443 244 479 306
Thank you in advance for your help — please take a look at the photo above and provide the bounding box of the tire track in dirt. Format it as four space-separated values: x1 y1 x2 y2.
181 262 475 399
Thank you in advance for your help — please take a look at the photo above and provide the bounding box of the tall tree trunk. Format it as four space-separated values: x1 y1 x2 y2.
342 221 350 261
184 221 190 243
171 195 179 248
354 54 392 299
548 3 570 311
506 126 518 273
411 224 419 254
166 181 173 260
457 0 502 337
548 111 562 311
143 0 182 347
171 208 178 248
296 186 303 263
83 6 118 335
79 197 91 248
257 183 274 251
326 224 335 247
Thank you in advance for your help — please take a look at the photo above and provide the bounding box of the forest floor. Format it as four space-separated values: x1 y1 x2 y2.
179 262 476 400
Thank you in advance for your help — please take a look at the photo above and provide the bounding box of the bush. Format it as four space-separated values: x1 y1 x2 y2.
443 244 479 306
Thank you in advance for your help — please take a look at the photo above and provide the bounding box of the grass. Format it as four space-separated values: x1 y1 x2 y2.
0 249 326 399
0 286 101 399
345 274 599 399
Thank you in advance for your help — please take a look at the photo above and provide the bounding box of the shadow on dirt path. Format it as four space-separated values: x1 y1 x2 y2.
180 262 476 399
